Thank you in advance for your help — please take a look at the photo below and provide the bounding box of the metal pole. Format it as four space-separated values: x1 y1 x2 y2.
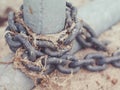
23 0 65 34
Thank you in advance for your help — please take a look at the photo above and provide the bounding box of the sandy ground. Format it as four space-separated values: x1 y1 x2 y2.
1 0 120 90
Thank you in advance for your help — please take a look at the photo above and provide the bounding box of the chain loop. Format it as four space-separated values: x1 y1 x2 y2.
57 64 80 74
84 53 107 72
111 51 120 68
4 2 120 78
69 59 94 68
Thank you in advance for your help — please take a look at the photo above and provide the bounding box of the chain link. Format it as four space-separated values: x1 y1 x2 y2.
5 2 120 81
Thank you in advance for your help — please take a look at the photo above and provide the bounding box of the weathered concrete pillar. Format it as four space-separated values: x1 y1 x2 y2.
23 0 65 34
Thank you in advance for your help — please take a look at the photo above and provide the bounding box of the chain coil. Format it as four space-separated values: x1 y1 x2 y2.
4 2 120 84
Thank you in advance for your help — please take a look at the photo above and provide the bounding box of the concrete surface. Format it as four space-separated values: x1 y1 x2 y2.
78 0 120 36
0 54 34 90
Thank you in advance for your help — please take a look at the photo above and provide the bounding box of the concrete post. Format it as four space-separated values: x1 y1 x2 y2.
23 0 65 34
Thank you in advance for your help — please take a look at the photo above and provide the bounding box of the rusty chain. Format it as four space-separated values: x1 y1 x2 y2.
4 2 120 80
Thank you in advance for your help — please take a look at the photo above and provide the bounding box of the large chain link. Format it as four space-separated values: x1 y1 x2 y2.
5 2 120 82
